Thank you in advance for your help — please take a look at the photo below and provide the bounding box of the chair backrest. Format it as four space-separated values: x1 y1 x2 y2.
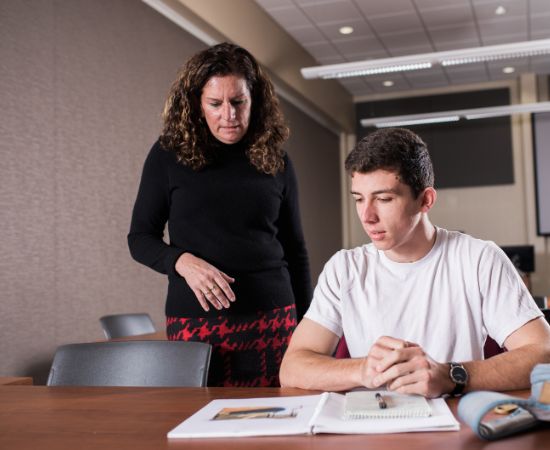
47 341 211 387
533 296 548 309
334 336 350 359
99 313 156 339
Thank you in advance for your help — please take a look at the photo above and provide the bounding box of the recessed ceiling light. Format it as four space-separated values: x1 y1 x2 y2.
502 66 515 74
339 26 354 35
383 80 394 87
495 5 506 15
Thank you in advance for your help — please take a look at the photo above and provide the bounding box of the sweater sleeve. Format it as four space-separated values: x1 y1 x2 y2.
276 155 313 320
127 141 184 276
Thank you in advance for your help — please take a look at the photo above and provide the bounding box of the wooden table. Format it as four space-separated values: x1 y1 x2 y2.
0 386 547 450
0 376 33 385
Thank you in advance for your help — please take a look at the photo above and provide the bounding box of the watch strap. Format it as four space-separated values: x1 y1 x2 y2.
449 362 467 397
450 380 466 396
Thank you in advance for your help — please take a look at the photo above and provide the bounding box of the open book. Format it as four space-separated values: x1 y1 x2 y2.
167 392 460 438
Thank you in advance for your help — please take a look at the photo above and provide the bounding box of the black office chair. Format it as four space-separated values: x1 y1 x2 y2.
532 297 549 325
533 296 548 309
47 341 211 387
99 313 156 339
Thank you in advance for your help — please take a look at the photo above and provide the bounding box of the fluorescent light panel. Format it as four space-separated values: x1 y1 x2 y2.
439 39 550 66
301 39 550 80
321 62 432 79
360 102 550 128
376 116 460 128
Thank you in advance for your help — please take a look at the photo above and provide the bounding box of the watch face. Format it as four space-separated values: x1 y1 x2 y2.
451 365 468 384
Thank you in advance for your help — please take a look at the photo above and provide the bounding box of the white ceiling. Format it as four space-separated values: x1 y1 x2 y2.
255 0 550 97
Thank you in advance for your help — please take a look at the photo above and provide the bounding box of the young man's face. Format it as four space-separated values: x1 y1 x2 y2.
351 169 430 259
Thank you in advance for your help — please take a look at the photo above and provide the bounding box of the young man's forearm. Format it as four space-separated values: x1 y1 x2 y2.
280 349 364 391
464 342 550 393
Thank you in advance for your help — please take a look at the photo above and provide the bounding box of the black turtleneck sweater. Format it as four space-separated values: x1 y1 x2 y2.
128 140 312 319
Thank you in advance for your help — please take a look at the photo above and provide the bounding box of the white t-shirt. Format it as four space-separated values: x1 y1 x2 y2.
305 227 542 362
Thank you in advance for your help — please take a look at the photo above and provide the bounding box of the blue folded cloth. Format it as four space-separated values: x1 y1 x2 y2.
458 364 550 440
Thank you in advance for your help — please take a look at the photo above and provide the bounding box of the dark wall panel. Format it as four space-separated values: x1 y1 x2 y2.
356 89 514 189
533 111 550 235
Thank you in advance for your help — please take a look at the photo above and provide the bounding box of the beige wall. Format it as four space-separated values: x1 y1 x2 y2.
1 0 205 382
0 0 342 383
280 100 342 282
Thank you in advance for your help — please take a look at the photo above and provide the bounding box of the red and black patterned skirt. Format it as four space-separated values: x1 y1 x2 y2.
166 304 297 387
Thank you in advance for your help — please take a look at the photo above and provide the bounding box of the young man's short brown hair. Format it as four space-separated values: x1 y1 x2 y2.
345 128 434 198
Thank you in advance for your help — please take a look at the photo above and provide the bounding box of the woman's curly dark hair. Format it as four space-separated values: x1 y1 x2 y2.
160 43 289 175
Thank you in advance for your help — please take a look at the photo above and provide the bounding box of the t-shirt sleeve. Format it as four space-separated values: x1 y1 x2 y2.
304 251 345 337
479 242 543 347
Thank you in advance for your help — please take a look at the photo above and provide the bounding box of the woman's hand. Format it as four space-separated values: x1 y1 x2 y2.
175 253 235 312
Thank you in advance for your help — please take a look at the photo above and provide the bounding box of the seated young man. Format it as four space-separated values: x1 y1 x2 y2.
280 128 550 397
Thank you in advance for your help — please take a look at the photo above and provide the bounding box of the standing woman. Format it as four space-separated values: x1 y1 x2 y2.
128 43 312 387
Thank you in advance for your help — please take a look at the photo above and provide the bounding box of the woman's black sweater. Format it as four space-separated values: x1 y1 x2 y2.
128 140 312 319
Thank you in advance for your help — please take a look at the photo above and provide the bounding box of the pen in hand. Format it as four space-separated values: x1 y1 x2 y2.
375 393 387 409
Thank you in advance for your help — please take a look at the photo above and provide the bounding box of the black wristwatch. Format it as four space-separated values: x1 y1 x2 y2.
449 362 468 396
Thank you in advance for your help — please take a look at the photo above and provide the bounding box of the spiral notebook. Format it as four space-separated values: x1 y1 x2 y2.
344 391 432 419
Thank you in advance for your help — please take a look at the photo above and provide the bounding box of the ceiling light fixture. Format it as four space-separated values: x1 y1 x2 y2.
360 102 550 128
495 6 507 15
382 80 395 87
375 116 461 128
439 41 550 66
301 39 550 80
339 26 354 35
305 61 432 79
502 66 515 74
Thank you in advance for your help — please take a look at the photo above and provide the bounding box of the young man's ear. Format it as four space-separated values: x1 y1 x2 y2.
420 187 437 212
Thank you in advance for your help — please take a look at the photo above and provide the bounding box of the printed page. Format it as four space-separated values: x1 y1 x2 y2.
168 394 321 438
312 393 460 434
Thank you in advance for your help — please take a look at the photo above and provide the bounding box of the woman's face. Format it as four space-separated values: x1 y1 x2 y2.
200 74 252 145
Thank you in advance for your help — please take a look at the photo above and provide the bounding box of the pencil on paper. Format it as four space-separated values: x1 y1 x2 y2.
375 393 387 409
